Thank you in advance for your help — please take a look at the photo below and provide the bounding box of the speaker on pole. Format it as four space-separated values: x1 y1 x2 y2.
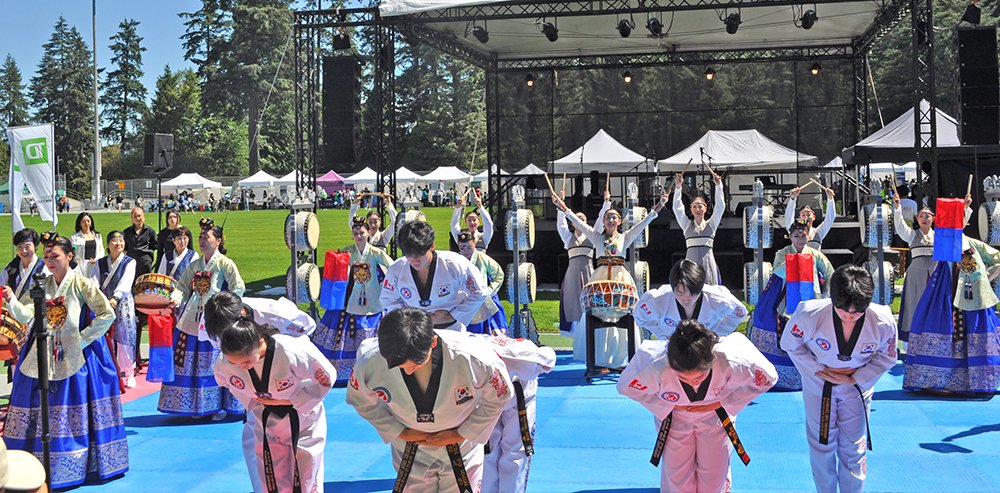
958 26 999 145
144 133 174 175
322 56 361 164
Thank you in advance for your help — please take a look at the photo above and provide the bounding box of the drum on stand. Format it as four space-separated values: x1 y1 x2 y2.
859 204 894 249
581 280 638 324
505 209 535 251
742 204 774 249
396 209 427 236
633 261 650 297
132 273 178 316
0 310 28 361
978 201 1000 246
286 263 321 304
284 211 320 250
743 261 773 306
865 260 895 305
506 262 537 305
625 207 649 249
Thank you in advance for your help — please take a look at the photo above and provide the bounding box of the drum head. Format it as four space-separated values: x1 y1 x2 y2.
634 261 650 296
301 212 320 250
505 210 535 251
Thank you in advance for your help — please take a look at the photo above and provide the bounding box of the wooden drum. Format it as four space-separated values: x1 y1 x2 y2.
859 204 894 248
506 262 537 305
979 201 1000 246
743 204 774 249
284 211 320 251
505 209 535 251
286 263 321 304
581 280 638 323
743 261 773 306
132 273 178 316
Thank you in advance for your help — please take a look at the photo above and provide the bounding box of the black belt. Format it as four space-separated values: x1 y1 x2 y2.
513 381 534 456
261 405 301 493
393 442 419 492
819 382 873 450
650 412 673 466
392 442 473 493
649 407 750 467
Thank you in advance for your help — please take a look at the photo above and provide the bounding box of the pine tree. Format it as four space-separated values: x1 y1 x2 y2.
179 0 234 116
31 17 95 195
101 19 148 152
0 54 30 129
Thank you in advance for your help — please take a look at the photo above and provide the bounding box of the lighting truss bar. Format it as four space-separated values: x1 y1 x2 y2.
854 2 910 53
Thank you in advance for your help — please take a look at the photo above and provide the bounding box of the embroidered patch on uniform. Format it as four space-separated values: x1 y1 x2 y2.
639 303 652 316
734 306 745 317
348 371 359 390
661 392 680 402
860 456 867 476
664 318 677 327
400 288 412 299
816 338 832 351
455 385 473 405
490 369 509 398
373 386 392 403
489 336 512 347
860 343 877 354
315 368 332 387
275 377 294 392
287 323 306 334
229 375 245 390
466 275 481 295
627 378 647 391
724 477 732 493
791 325 804 338
753 368 770 388
383 279 395 291
437 285 451 297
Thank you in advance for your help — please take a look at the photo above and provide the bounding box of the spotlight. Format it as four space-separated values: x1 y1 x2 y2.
617 18 635 38
724 13 741 35
526 74 535 87
705 67 715 80
472 25 489 43
646 17 663 37
541 22 559 42
799 9 818 30
810 63 821 76
623 70 633 83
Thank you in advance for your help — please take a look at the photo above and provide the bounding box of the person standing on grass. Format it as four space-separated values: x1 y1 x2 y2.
154 210 194 273
70 212 104 280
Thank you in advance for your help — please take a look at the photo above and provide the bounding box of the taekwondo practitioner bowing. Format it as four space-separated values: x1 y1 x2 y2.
213 316 335 493
633 259 748 340
380 221 490 332
784 185 837 249
477 334 556 493
619 320 777 493
780 264 897 493
347 307 513 493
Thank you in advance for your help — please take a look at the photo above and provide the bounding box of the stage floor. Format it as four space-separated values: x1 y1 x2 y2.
75 353 1000 493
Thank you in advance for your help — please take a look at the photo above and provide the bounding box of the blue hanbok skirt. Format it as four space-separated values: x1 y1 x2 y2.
748 274 802 391
157 330 245 416
904 262 1000 393
467 293 509 335
313 309 383 384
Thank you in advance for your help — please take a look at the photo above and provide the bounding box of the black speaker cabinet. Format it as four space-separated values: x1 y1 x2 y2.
958 27 999 145
322 56 362 164
144 133 174 174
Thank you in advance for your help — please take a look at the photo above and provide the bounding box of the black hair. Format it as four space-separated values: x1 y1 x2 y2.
74 212 98 234
397 221 435 257
464 210 480 221
170 225 192 240
788 219 811 236
352 216 371 231
667 320 719 372
456 231 476 244
897 184 910 197
41 234 77 269
378 307 435 368
669 259 706 296
218 317 278 357
829 264 874 312
201 225 228 255
12 228 38 247
365 209 382 222
105 230 124 245
686 191 713 218
204 291 247 342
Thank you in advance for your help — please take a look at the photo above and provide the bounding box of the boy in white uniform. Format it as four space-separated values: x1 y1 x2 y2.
478 334 556 493
380 221 490 332
619 320 777 492
634 259 748 339
347 307 513 492
780 264 897 493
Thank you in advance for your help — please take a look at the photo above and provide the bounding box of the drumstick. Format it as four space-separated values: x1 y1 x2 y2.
808 178 832 194
562 173 566 196
680 158 693 175
704 159 716 177
543 172 557 196
605 172 610 194
887 164 899 196
967 175 974 197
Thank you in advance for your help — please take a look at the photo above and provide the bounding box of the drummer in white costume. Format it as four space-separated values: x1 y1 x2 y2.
380 221 490 332
634 259 748 340
784 185 837 249
213 317 335 493
450 190 494 251
619 320 777 493
673 172 725 285
780 265 897 493
347 307 513 493
556 191 609 337
477 334 556 493
350 192 398 249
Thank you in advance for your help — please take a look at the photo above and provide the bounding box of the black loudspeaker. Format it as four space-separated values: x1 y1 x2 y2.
958 27 1000 145
323 56 361 164
144 133 174 174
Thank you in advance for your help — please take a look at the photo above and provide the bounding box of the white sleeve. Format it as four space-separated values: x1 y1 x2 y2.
562 207 601 245
672 186 691 231
556 210 572 245
451 259 491 326
779 307 825 378
378 265 406 314
709 181 725 230
479 206 494 248
383 201 397 244
450 207 463 242
708 289 750 336
346 359 407 443
156 257 167 275
623 209 658 249
893 206 916 243
718 335 777 415
456 351 514 444
816 197 836 240
284 339 336 411
593 200 611 232
114 261 136 301
349 202 360 229
617 344 674 421
784 196 798 230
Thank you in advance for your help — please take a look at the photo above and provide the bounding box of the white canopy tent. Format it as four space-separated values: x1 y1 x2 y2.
824 157 916 176
274 170 302 185
343 167 377 185
551 129 648 174
237 170 277 187
421 166 472 182
161 173 223 191
659 129 818 171
516 163 546 175
396 166 423 183
843 100 961 164
473 168 509 181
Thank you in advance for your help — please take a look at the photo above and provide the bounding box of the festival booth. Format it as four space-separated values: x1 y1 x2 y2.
552 129 649 175
316 169 348 194
237 170 278 205
421 166 472 183
160 173 224 204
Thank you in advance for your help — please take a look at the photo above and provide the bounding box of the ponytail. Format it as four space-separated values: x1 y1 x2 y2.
667 320 719 372
218 317 278 356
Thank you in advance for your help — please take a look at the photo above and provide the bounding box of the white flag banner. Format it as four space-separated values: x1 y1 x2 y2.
6 123 57 232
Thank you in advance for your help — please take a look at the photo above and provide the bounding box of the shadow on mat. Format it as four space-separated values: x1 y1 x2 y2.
920 442 974 454
573 488 658 493
872 389 995 402
325 479 394 492
942 423 1000 442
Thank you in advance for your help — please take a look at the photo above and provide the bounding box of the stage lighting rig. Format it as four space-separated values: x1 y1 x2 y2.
471 24 489 43
810 63 821 76
623 71 633 83
705 67 715 80
526 74 535 87
724 13 742 35
540 20 559 42
799 9 818 30
617 18 635 38
647 17 664 37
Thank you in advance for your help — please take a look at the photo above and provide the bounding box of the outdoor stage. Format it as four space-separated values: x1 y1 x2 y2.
74 352 999 493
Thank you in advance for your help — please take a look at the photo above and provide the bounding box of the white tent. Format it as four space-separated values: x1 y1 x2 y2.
472 168 510 180
343 167 377 185
551 129 648 174
659 129 818 171
396 166 423 183
823 157 916 175
421 166 471 182
516 163 546 176
274 170 301 185
843 100 961 164
237 170 277 187
161 173 223 191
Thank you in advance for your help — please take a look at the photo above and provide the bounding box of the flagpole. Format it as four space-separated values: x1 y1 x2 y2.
92 0 102 203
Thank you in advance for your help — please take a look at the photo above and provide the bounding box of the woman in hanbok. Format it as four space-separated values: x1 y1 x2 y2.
0 229 48 305
552 190 667 368
92 231 139 389
158 220 246 420
349 193 397 249
156 226 199 279
458 230 508 335
70 212 104 279
451 189 494 251
2 232 128 489
893 196 936 350
749 220 834 390
556 191 609 337
312 217 393 382
673 172 726 285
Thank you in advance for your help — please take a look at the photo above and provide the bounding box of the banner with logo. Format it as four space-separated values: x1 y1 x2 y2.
6 123 57 232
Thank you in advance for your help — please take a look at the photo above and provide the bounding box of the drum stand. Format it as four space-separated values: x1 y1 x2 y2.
864 182 891 305
584 313 636 383
288 201 319 321
744 180 772 336
507 186 538 344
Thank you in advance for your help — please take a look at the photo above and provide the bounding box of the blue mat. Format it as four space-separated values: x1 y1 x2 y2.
70 352 1000 493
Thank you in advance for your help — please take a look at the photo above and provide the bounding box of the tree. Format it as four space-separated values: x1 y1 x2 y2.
145 66 203 172
179 0 234 116
0 54 30 129
101 19 148 152
31 17 95 195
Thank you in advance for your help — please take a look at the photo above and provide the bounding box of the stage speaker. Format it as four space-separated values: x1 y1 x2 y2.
144 133 174 175
322 56 361 164
958 27 999 145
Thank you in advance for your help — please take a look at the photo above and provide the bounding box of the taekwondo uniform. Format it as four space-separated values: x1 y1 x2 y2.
243 296 317 337
214 334 336 493
618 333 777 493
379 251 490 332
478 335 556 493
780 299 897 493
347 330 513 493
783 195 837 250
633 284 749 340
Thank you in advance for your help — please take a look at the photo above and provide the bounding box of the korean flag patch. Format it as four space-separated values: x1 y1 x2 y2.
860 343 877 354
455 385 473 405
